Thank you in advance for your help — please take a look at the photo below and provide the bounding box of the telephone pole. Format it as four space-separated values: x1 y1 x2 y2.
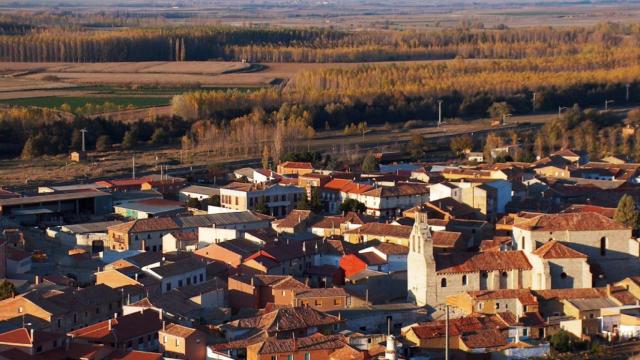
626 83 631 102
80 129 88 152
445 305 450 360
437 100 443 127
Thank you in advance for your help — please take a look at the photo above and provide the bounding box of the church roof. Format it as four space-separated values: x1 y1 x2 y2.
532 240 587 259
513 212 628 232
435 251 532 274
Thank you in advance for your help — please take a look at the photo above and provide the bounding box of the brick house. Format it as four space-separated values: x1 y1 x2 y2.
159 323 206 360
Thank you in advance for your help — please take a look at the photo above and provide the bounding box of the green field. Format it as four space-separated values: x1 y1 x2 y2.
0 96 171 112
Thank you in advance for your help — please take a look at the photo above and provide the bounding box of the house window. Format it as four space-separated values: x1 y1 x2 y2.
288 355 293 360
561 272 567 279
194 275 198 284
315 300 322 306
187 277 191 285
462 275 467 286
600 237 607 256
178 280 183 287
166 283 171 292
163 336 167 344
496 303 500 309
304 353 311 360
271 356 277 360
477 302 484 310
441 278 447 288
334 299 341 305
523 328 528 337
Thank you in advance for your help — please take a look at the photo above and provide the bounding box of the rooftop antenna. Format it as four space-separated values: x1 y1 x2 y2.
80 129 88 152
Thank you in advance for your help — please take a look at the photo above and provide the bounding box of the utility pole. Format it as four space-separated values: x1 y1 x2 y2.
627 84 631 102
132 155 136 179
532 92 537 112
605 99 614 111
437 100 443 127
445 305 450 360
80 129 88 152
558 106 568 118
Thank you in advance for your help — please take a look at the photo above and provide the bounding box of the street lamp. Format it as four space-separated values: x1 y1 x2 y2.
605 99 615 111
502 113 512 125
558 106 568 118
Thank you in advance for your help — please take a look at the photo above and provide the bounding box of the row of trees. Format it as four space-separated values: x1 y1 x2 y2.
1 22 639 62
172 48 640 130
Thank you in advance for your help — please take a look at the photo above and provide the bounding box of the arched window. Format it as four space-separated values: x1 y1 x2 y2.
462 275 468 286
441 278 447 288
561 272 567 279
600 237 607 256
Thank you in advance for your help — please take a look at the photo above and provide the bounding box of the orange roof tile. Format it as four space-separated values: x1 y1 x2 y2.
432 231 462 248
343 223 411 239
514 212 628 232
279 162 314 170
323 179 373 194
436 251 532 274
467 289 538 306
533 240 587 259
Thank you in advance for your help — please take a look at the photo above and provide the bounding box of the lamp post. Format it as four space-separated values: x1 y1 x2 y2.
605 99 615 111
558 106 568 118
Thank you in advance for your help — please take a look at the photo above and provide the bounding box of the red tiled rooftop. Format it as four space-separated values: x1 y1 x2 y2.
533 240 587 259
279 161 314 170
514 212 628 232
323 179 374 194
436 251 532 274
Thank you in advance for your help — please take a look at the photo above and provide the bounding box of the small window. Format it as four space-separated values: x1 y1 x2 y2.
304 353 311 360
502 272 508 278
288 355 293 360
496 303 500 309
561 272 567 279
441 278 447 288
482 272 488 279
178 280 183 287
600 237 607 256
462 275 467 286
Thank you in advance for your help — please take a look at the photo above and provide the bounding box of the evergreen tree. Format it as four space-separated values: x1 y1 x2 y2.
0 281 15 301
95 134 112 152
150 128 168 145
614 194 639 230
262 144 270 169
408 134 425 160
121 130 138 150
361 152 379 173
70 129 83 150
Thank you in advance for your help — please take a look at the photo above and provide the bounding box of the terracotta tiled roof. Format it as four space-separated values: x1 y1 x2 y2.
254 275 307 290
230 306 341 333
110 351 163 360
279 161 314 170
108 217 179 234
343 223 412 239
361 183 428 198
257 333 346 354
272 209 313 228
467 289 538 306
293 288 350 299
533 240 587 259
435 251 532 274
609 286 639 305
479 236 512 252
160 323 197 338
323 179 373 194
560 204 616 218
68 309 162 343
460 329 509 349
330 344 366 360
514 212 628 232
0 328 61 346
432 231 462 248
373 242 408 255
533 288 605 301
409 317 484 339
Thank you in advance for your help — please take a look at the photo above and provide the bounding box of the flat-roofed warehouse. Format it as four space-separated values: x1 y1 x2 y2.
0 190 113 224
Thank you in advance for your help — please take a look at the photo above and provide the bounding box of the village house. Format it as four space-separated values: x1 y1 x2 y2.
113 199 187 220
276 161 315 176
220 182 305 218
447 289 539 317
179 185 219 202
159 322 206 360
67 309 162 352
195 238 262 268
0 285 122 332
0 328 65 356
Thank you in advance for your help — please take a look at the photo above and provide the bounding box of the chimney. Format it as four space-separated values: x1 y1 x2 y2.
159 310 163 320
385 335 396 360
29 328 34 344
386 315 392 335
606 284 612 297
34 275 40 285
108 319 112 331
162 321 166 331
114 312 118 319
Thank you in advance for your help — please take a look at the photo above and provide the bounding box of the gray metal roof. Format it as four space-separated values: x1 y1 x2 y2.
0 191 111 206
174 211 264 228
180 185 219 197
61 220 124 234
114 201 185 214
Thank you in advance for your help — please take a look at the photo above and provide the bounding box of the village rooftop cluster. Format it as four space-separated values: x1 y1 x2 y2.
0 152 640 360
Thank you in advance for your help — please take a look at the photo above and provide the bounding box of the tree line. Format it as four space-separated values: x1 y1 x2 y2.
1 21 639 62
